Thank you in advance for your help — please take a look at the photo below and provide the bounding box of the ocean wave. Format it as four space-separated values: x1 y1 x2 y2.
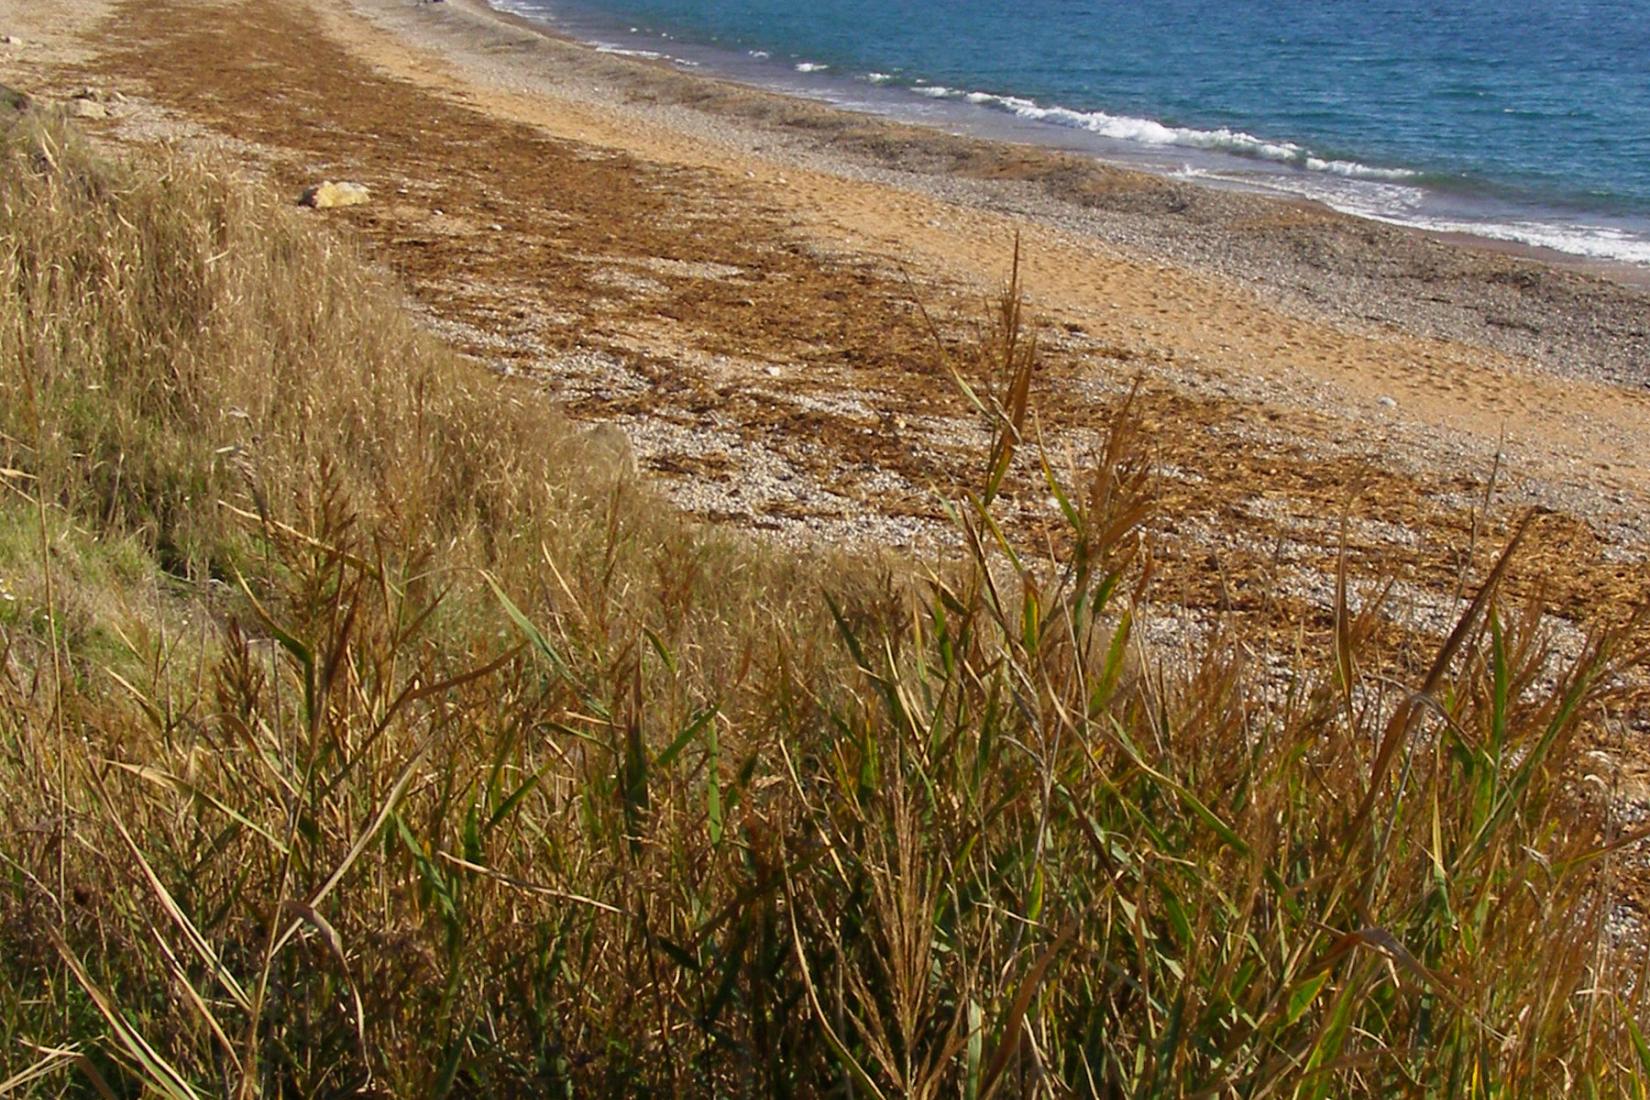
795 61 830 73
949 89 1419 182
866 72 894 84
1228 169 1650 265
1303 157 1419 181
1231 169 1430 217
913 85 957 98
593 44 665 61
748 49 770 59
1410 218 1650 265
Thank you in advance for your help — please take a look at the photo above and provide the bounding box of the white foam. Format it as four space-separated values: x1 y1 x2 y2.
913 85 957 98
1304 156 1420 181
1236 171 1431 222
866 72 894 84
593 44 665 60
953 90 1420 183
748 49 770 59
1030 104 1301 160
1409 218 1650 264
1234 171 1650 265
985 94 1039 112
795 61 829 73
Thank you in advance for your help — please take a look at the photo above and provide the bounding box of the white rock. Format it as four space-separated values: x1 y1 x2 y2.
2 35 26 47
69 99 108 120
1377 395 1398 409
299 181 371 209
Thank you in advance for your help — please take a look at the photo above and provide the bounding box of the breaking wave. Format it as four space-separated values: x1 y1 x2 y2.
952 89 1420 181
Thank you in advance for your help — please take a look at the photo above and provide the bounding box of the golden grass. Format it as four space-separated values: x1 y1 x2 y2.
1 113 1647 1097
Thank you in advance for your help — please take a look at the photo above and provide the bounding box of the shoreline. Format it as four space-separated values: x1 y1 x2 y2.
471 0 1650 291
415 0 1650 394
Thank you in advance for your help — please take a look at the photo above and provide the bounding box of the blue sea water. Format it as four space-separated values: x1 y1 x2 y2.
492 0 1650 264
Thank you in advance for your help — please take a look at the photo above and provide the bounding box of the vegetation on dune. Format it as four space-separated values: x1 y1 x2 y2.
1 113 1647 1098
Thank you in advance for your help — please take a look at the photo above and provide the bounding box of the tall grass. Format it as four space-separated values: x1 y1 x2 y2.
1 114 1645 1097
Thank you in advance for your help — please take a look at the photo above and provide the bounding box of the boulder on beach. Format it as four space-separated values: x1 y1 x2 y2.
299 181 372 209
66 87 122 119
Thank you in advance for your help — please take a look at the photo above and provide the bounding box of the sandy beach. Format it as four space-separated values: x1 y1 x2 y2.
3 0 1646 684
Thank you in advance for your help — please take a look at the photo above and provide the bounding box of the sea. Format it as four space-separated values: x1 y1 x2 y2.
487 0 1650 267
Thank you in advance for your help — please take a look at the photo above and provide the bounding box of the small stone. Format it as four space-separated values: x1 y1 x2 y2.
69 98 108 120
490 223 503 231
72 87 126 104
2 35 26 47
299 181 371 209
1377 395 1398 409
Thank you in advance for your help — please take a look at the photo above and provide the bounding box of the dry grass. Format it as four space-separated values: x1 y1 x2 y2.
1 114 1647 1098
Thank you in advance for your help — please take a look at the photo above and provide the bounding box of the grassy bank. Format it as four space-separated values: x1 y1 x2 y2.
1 112 1646 1097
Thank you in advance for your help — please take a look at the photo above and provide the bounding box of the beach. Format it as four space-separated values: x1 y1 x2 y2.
8 0 1650 1085
4 0 1646 667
